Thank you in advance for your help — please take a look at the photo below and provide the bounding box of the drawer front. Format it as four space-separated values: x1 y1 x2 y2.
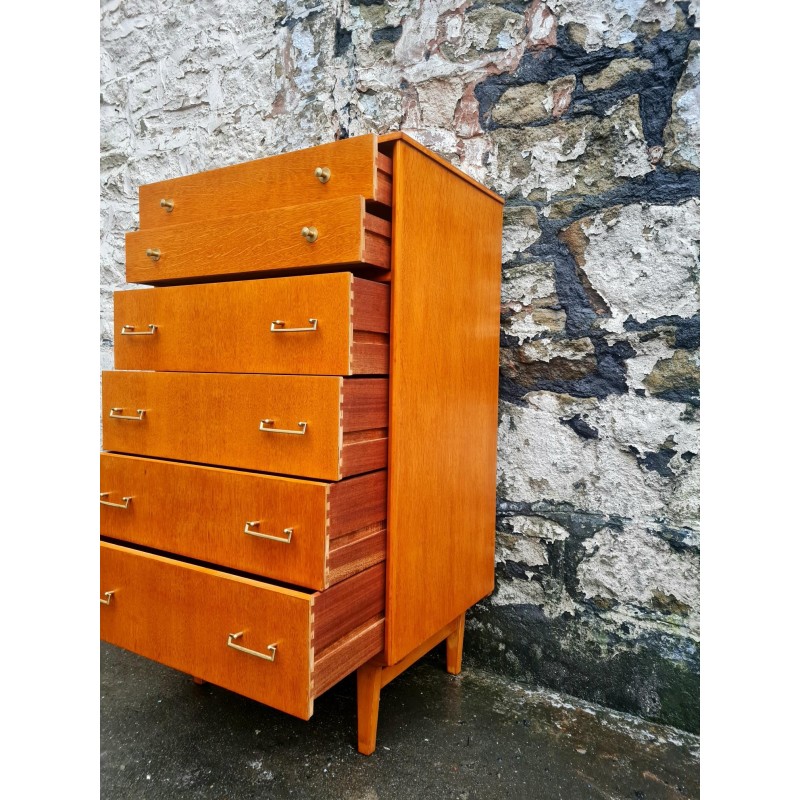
100 541 315 718
138 133 392 230
114 273 390 376
126 196 391 285
102 372 388 480
101 454 388 590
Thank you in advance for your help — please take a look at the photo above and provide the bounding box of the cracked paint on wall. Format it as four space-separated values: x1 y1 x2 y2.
101 0 700 732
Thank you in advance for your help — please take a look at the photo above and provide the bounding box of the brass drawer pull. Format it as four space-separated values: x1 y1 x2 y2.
160 198 174 211
270 318 318 333
259 419 307 435
301 226 318 243
100 493 132 509
243 521 293 544
109 408 146 421
100 590 115 606
120 324 158 336
314 166 331 184
227 631 278 662
146 248 161 261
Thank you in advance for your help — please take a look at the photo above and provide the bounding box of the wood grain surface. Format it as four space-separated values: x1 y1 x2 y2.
139 133 390 230
114 273 390 376
102 371 388 480
100 453 387 590
383 139 504 664
126 196 390 284
100 541 316 718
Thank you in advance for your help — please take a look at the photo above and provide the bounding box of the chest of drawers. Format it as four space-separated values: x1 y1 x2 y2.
100 132 504 754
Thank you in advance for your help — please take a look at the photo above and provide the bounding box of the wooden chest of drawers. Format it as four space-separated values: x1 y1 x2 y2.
100 132 503 755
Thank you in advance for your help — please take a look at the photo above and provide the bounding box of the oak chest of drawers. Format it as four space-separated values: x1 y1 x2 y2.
100 132 503 754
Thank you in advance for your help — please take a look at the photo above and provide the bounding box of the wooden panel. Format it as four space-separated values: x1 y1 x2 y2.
139 133 388 230
313 617 384 698
102 372 388 480
100 541 315 718
114 273 390 376
126 196 391 285
313 563 385 653
101 454 387 590
384 140 504 664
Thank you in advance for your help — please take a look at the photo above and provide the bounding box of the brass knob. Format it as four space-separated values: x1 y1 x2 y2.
314 167 331 184
160 198 174 211
146 248 161 261
301 226 318 243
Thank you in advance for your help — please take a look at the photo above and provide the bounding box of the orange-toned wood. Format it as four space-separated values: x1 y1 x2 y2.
446 613 466 675
356 661 382 755
378 131 503 204
102 372 388 481
384 139 504 664
101 541 387 719
114 273 390 376
126 196 390 285
192 677 205 685
314 617 384 699
100 540 315 718
139 133 390 230
100 453 387 590
355 614 464 755
313 563 385 653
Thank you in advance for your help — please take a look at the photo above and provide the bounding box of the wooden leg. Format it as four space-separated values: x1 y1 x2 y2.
192 676 205 685
445 613 465 675
356 662 382 756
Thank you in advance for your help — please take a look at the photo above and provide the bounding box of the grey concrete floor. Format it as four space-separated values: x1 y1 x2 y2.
101 642 699 799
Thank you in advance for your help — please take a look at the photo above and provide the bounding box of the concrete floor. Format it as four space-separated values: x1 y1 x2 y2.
101 643 699 799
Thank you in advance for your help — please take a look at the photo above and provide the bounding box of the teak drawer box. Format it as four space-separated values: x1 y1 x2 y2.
102 372 388 481
100 541 386 719
138 134 392 229
101 453 387 591
126 196 391 285
114 273 389 376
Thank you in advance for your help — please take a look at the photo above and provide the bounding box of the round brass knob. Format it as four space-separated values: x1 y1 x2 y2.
145 248 161 261
314 167 331 184
301 226 318 243
160 198 174 211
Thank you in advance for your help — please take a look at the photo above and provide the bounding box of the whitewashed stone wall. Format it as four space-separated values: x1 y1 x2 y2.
101 0 700 731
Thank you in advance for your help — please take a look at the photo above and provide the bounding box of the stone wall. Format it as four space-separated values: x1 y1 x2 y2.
100 0 700 731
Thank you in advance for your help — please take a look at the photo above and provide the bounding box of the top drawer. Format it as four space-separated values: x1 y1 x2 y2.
138 133 392 230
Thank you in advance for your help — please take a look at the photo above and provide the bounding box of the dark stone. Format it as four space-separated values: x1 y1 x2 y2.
335 21 352 57
372 25 402 43
624 314 700 350
634 445 677 478
560 414 600 440
467 602 700 733
681 451 696 463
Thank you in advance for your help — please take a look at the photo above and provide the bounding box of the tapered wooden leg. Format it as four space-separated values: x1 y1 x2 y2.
357 662 383 755
445 613 466 675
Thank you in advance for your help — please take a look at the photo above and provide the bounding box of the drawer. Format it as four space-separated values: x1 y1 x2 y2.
138 133 392 230
114 273 389 376
100 541 386 719
100 453 387 590
102 372 388 481
126 196 391 285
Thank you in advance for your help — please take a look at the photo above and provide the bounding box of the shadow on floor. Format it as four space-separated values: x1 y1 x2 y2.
101 643 698 799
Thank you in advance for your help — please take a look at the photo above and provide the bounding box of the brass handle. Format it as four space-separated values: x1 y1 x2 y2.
146 248 161 261
100 493 132 509
259 419 307 435
243 521 293 544
120 324 157 336
301 226 318 243
160 199 174 211
109 408 146 421
270 318 318 333
227 632 277 662
314 166 331 184
100 590 115 606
